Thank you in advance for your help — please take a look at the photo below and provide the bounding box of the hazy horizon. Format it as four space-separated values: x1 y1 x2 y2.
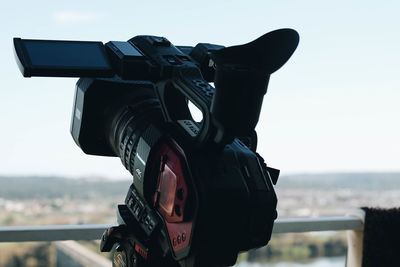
1 171 400 181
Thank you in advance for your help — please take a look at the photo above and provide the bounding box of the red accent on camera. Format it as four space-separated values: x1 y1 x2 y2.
153 140 196 253
154 143 189 222
134 243 148 259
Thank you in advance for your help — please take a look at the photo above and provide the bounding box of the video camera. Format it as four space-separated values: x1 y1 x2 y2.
14 29 299 267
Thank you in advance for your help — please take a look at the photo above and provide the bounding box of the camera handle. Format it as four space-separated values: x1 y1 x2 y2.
155 67 224 149
154 29 299 150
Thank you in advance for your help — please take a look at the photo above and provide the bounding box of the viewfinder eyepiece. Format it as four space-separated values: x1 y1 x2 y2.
210 29 299 139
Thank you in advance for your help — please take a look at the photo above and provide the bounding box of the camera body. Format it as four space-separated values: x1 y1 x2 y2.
14 29 299 266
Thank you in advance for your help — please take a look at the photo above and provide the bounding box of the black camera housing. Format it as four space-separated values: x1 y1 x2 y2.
14 29 299 266
71 78 156 156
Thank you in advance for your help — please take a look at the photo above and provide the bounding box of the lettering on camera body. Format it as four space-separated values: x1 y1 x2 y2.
172 232 187 247
178 120 200 137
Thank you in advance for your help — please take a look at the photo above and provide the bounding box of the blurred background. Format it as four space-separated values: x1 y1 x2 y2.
0 0 399 266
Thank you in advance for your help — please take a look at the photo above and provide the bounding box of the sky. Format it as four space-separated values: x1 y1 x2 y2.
0 0 399 179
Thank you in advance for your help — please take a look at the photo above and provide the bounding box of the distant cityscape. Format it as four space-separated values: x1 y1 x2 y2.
0 173 399 266
1 173 400 227
276 172 400 217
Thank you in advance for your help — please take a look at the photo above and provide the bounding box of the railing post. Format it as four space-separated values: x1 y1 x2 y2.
346 209 365 267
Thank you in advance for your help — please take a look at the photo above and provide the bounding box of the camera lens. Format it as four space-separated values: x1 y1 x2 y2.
109 95 163 179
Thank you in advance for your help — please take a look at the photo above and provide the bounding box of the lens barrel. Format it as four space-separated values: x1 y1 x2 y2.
110 97 163 178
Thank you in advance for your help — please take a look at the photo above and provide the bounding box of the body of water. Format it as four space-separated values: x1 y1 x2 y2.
235 257 345 267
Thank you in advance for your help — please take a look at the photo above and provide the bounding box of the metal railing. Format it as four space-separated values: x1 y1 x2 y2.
0 216 363 242
0 216 365 267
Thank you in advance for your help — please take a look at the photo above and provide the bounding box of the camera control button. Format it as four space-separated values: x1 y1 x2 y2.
163 55 181 65
148 36 171 47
